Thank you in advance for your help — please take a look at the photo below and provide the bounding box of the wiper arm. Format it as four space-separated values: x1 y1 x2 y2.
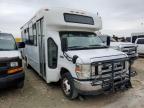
0 48 6 51
0 48 14 51
68 46 84 48
68 46 89 50
89 45 101 47
89 45 108 48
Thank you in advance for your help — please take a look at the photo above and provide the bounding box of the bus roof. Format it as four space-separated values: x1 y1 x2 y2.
21 8 102 31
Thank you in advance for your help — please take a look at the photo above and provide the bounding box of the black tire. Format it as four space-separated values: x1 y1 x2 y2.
25 57 31 69
61 72 78 100
16 81 24 89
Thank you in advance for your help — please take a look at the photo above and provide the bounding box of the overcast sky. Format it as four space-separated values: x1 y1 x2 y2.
0 0 144 37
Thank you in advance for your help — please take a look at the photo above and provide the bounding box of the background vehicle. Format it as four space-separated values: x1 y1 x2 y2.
21 8 132 99
0 33 25 89
131 32 144 43
99 35 138 62
135 38 144 56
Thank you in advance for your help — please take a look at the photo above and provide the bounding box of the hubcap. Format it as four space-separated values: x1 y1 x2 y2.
62 78 71 95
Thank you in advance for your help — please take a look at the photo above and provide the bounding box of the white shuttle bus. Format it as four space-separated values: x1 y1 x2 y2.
21 8 132 99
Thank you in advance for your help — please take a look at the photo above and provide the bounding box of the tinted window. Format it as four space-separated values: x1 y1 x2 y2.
0 33 17 50
29 26 34 44
64 13 94 25
137 39 144 44
32 23 37 46
126 37 131 42
48 38 58 69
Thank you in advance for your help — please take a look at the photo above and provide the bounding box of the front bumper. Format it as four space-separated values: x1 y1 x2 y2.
0 72 25 88
128 54 138 60
74 77 131 95
74 58 132 94
74 79 102 92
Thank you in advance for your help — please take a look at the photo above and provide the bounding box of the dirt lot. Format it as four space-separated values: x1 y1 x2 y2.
0 58 144 108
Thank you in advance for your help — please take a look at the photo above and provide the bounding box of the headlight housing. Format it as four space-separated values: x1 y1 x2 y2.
112 46 121 51
75 64 91 79
10 62 18 67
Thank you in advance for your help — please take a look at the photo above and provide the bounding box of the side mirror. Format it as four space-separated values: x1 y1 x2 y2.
61 38 68 52
17 42 25 48
72 55 78 64
106 36 111 46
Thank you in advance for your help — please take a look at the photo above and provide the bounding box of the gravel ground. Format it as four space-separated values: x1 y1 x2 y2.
0 58 144 108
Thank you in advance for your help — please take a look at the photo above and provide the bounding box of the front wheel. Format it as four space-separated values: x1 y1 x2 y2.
61 73 78 100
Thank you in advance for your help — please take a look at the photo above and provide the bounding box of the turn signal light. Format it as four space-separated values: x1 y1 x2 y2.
7 67 23 74
75 65 81 73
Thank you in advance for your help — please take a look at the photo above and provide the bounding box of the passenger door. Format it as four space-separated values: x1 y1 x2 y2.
37 18 46 79
136 38 144 54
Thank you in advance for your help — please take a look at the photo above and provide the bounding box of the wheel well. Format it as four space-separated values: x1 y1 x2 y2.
60 68 69 76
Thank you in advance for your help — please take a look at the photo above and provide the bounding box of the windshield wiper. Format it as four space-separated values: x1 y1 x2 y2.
0 48 6 51
68 46 89 50
89 45 108 48
0 48 14 51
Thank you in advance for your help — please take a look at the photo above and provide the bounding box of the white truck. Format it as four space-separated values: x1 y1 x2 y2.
21 8 132 99
131 33 144 56
131 32 144 43
135 38 144 56
99 35 138 62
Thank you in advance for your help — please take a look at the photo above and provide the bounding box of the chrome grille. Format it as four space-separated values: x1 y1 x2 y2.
98 61 125 75
122 46 136 56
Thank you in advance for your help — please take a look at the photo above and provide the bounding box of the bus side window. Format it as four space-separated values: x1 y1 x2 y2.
29 24 34 45
32 23 37 46
48 38 58 69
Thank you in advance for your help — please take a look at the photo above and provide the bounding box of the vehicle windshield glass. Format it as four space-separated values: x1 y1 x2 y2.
0 33 17 50
60 32 107 50
111 37 117 42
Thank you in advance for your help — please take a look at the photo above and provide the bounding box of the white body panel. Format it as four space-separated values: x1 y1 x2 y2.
0 51 21 58
110 42 138 58
135 38 144 54
110 42 137 48
66 48 126 64
21 8 128 84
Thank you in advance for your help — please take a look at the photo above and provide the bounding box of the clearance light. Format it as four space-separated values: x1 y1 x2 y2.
7 67 23 74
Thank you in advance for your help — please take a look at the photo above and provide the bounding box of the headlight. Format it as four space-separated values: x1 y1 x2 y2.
10 62 18 67
75 64 91 79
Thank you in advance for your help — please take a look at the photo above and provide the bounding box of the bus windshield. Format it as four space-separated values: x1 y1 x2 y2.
0 33 17 51
60 32 107 50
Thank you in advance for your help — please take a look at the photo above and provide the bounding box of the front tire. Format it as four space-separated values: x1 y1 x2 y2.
61 73 78 100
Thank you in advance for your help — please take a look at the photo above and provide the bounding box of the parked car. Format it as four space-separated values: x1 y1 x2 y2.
21 8 132 99
135 38 144 56
99 35 138 63
0 33 25 89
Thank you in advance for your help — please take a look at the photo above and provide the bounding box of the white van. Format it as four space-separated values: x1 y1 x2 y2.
0 33 25 88
135 38 144 56
21 8 132 99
